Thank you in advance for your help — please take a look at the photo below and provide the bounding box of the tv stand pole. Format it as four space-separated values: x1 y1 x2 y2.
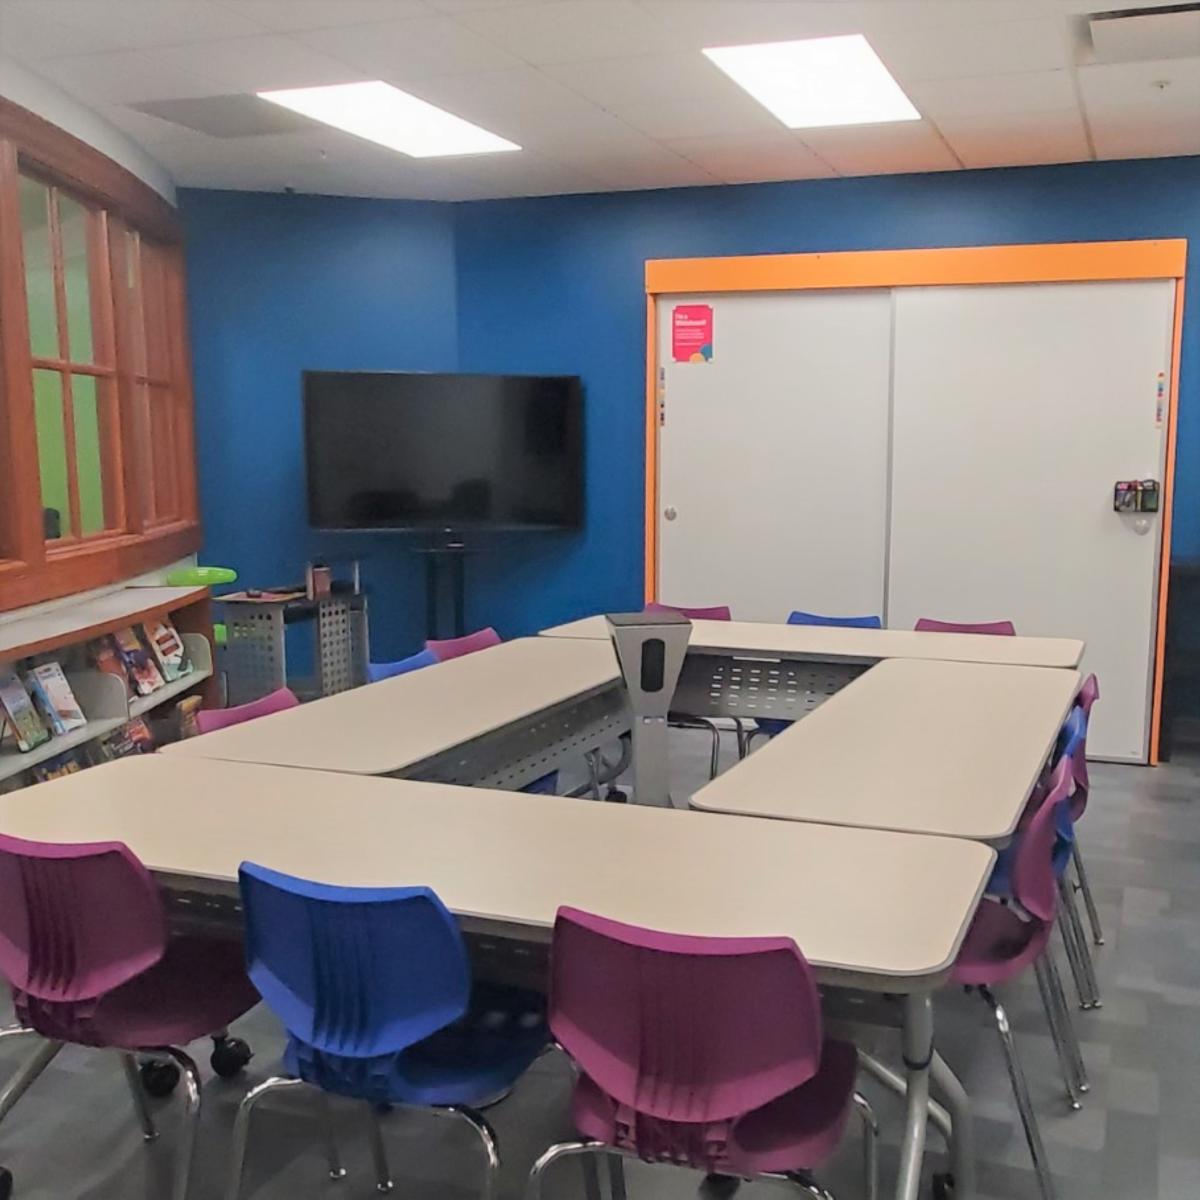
419 539 469 640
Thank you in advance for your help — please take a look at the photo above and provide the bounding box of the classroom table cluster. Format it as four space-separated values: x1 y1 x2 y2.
0 608 1100 1200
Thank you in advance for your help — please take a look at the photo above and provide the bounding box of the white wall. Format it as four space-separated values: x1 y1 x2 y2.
0 55 174 201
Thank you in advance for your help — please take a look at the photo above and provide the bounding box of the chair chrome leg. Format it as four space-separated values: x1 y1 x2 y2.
368 1105 395 1193
121 1052 159 1140
608 1153 628 1200
526 1140 606 1200
1072 842 1105 945
1033 959 1082 1109
782 1174 835 1200
1043 952 1089 1094
225 1075 306 1200
449 1106 501 1200
1059 878 1102 1008
853 1091 879 1200
1055 901 1093 1010
317 1090 347 1181
978 988 1058 1200
158 1047 202 1200
0 1035 62 1126
581 1154 603 1200
701 720 721 779
584 750 602 801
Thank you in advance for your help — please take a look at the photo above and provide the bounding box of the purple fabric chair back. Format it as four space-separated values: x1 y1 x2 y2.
1076 674 1099 718
550 906 822 1155
914 618 1016 636
0 834 166 1037
425 627 501 661
196 686 300 735
1012 757 1073 924
644 603 732 621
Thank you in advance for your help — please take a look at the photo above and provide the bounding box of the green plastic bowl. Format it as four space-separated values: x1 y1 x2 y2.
167 566 238 587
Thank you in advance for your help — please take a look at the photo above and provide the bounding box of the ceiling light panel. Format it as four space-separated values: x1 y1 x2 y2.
703 35 920 129
257 80 520 157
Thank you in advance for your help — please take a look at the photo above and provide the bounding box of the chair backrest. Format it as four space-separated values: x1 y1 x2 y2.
1076 673 1099 718
644 602 732 621
367 648 438 683
0 834 166 1005
239 862 470 1057
425 627 501 661
550 907 822 1129
914 618 1016 636
788 611 882 629
1012 756 1073 923
195 686 299 735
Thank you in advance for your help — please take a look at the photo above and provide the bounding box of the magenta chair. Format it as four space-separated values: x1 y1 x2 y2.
644 601 733 621
426 627 502 661
1066 675 1103 947
528 907 877 1200
195 686 299 735
914 618 1016 636
950 757 1077 1200
0 834 259 1200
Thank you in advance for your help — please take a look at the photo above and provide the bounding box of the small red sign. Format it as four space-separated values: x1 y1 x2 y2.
672 304 713 363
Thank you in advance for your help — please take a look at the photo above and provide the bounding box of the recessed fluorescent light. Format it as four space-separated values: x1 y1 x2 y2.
703 34 919 129
257 80 519 158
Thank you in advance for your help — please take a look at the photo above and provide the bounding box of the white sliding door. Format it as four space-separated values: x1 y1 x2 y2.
887 280 1176 760
656 290 892 623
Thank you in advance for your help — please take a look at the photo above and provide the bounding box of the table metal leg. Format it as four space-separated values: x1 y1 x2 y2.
930 1050 976 1199
896 994 934 1200
630 716 678 808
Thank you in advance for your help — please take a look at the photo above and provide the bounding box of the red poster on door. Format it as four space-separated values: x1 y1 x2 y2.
671 304 713 362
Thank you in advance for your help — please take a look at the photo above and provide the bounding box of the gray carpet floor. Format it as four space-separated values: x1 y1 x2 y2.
0 730 1196 1200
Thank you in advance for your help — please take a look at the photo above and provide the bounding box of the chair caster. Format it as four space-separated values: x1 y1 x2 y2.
932 1171 954 1199
211 1035 253 1078
139 1059 180 1098
605 786 627 802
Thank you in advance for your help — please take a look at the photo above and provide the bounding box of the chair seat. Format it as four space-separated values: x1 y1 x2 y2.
571 1039 858 1176
17 936 259 1049
949 901 1051 988
286 982 547 1107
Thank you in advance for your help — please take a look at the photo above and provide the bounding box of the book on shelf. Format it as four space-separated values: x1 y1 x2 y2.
30 749 87 784
0 667 50 753
143 617 193 683
111 627 165 697
92 640 133 699
23 662 87 736
95 717 155 761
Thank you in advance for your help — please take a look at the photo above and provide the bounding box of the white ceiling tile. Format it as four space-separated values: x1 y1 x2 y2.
541 53 782 140
217 1 434 32
296 14 523 80
935 108 1091 168
456 1 675 64
637 1 869 49
1079 56 1200 159
906 69 1077 120
548 135 718 190
870 18 1069 83
32 49 218 104
146 34 363 93
798 120 961 175
1089 117 1200 162
851 1 1063 33
666 131 836 184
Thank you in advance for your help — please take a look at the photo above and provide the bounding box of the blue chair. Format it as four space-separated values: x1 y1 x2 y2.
227 863 548 1199
368 648 439 683
756 612 883 739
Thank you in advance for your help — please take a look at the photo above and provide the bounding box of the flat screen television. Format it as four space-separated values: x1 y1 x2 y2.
304 371 584 532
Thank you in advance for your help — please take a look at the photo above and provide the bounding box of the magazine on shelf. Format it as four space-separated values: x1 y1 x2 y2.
111 627 165 697
92 640 133 699
96 717 155 760
30 750 86 783
143 618 192 683
24 662 87 736
0 667 50 753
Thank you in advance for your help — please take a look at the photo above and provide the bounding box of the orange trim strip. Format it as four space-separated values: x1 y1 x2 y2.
1150 275 1187 765
644 294 658 603
645 240 1188 295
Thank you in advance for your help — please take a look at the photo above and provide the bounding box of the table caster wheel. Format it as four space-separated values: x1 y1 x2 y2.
0 1165 12 1199
210 1035 253 1078
932 1171 954 1199
605 786 627 802
139 1059 180 1098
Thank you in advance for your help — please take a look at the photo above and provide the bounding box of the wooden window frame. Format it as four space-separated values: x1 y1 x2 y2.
0 95 200 613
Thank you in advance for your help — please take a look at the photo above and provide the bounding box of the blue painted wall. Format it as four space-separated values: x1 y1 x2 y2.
182 154 1200 653
180 188 458 657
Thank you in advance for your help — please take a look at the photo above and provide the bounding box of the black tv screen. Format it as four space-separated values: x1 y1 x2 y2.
304 371 584 531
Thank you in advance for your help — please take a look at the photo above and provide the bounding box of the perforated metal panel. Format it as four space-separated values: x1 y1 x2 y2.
317 598 358 696
403 685 630 791
673 654 869 720
224 607 286 706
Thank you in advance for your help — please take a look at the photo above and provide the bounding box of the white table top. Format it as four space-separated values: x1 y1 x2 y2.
540 615 1084 669
164 637 620 775
693 658 1081 842
0 756 994 991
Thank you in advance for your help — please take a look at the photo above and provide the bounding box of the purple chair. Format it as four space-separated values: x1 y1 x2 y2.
1066 675 1104 947
528 907 878 1200
644 601 733 621
913 618 1017 636
195 686 300 735
0 834 260 1200
950 757 1077 1200
426 627 502 661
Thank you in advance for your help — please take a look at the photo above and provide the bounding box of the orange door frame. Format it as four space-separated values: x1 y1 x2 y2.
643 239 1188 763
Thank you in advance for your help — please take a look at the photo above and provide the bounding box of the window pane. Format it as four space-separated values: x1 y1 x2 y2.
33 370 71 539
70 375 108 535
59 193 96 364
19 177 58 360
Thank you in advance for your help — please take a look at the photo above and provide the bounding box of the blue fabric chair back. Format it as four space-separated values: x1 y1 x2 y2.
368 648 438 684
1055 706 1087 764
787 611 882 629
238 862 469 1059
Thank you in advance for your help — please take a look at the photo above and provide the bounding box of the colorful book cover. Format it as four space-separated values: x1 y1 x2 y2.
112 627 165 697
92 640 133 699
27 662 86 734
143 618 192 683
97 717 155 760
30 750 86 784
0 666 51 753
22 668 66 736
